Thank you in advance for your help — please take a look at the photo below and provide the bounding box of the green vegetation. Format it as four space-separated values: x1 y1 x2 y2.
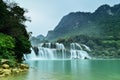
46 4 120 40
56 34 120 58
45 4 120 58
0 0 31 62
0 33 15 60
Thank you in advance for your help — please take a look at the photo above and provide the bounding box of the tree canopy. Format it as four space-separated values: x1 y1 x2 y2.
0 0 31 62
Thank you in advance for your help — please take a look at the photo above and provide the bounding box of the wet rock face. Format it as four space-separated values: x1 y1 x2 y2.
32 46 39 56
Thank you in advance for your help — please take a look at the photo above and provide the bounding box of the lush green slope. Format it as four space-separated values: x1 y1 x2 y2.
46 4 120 40
46 4 120 58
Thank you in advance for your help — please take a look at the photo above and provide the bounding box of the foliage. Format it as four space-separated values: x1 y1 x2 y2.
47 4 120 41
0 33 15 60
56 34 120 58
15 36 31 62
0 0 31 62
49 3 120 58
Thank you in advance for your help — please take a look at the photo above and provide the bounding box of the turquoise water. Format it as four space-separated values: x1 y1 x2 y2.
1 60 120 80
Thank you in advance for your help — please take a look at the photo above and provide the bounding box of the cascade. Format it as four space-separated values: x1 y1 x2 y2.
82 44 91 51
56 43 66 59
24 48 39 60
24 43 91 60
70 43 91 59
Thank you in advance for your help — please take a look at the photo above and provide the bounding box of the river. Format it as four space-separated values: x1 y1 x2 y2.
1 59 120 80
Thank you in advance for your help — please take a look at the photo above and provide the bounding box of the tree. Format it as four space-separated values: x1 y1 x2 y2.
0 0 31 62
0 33 15 60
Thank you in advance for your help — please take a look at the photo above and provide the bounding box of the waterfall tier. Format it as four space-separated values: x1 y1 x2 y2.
24 43 91 60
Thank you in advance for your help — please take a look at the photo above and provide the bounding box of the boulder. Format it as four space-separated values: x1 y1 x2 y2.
3 69 11 76
0 63 29 77
12 68 20 73
1 59 9 64
32 46 39 56
84 57 88 59
0 68 4 75
25 65 29 69
2 64 10 69
19 64 29 69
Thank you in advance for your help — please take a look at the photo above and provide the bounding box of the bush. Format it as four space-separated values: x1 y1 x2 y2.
0 33 15 60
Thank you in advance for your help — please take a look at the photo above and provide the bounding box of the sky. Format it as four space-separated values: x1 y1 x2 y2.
13 0 120 36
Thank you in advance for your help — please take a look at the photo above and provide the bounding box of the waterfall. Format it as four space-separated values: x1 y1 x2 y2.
24 48 39 60
56 43 66 59
70 43 91 59
24 43 91 60
82 44 91 51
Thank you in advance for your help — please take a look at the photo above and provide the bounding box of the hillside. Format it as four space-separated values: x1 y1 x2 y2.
46 4 120 40
45 4 120 58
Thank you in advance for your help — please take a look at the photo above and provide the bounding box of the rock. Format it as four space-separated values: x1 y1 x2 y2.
0 63 29 77
25 65 29 69
0 74 5 77
12 68 20 73
23 68 28 71
3 69 11 76
16 70 20 73
19 69 24 72
1 59 9 64
0 68 4 75
84 57 88 59
19 64 29 69
2 64 10 69
32 46 39 56
18 64 29 72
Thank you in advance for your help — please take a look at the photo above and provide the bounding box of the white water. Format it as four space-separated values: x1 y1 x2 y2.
24 48 39 60
82 44 91 51
70 43 91 59
24 43 91 60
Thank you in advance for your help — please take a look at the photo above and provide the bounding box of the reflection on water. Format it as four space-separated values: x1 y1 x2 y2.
1 60 120 80
26 60 120 80
26 60 91 80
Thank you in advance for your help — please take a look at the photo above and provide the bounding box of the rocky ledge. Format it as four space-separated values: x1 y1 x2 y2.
0 59 29 77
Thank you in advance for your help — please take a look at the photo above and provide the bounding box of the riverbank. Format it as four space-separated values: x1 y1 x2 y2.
0 59 29 77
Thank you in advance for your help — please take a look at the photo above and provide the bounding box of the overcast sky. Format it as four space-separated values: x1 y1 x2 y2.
14 0 120 36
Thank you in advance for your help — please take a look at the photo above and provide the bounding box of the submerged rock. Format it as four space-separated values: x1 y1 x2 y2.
84 57 89 59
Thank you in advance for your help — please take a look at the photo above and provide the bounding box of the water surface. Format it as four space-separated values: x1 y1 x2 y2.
1 60 120 80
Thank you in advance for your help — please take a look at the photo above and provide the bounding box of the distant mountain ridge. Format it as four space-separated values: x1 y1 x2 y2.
46 4 120 40
30 34 45 46
36 34 45 40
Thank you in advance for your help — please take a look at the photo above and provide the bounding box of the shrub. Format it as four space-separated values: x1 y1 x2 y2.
0 33 15 60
